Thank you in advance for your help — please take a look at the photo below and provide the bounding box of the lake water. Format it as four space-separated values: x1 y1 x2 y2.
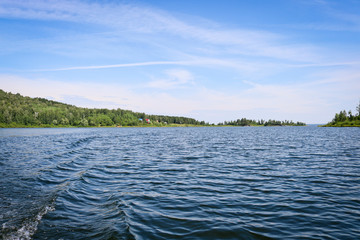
0 126 359 240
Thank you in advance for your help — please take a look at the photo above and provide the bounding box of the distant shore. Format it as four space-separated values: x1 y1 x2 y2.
0 123 205 128
0 123 310 128
0 89 307 129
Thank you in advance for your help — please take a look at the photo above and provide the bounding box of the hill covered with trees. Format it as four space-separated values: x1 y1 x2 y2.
322 101 360 127
0 89 206 127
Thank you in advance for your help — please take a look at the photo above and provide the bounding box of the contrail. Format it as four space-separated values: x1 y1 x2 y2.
34 61 191 71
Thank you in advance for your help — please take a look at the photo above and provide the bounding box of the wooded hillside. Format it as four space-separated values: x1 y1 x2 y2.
0 90 205 127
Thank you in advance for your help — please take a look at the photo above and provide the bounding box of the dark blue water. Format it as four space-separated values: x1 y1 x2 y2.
1 126 359 240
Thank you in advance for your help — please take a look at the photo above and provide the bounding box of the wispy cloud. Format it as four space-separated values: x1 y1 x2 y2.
0 0 319 62
284 61 360 68
34 61 192 71
147 69 194 89
31 57 263 73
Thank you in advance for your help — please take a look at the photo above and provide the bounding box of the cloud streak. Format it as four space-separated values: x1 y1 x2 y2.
0 0 319 62
147 69 194 89
31 57 358 74
34 61 192 71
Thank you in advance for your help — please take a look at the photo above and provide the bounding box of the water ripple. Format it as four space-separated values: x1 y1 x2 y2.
1 127 359 239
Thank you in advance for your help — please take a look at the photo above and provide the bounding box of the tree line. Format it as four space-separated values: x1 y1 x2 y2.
0 89 308 128
0 90 205 127
323 100 360 127
218 118 306 126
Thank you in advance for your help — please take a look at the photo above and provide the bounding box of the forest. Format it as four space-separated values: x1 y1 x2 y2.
0 89 206 127
322 101 360 127
0 89 308 128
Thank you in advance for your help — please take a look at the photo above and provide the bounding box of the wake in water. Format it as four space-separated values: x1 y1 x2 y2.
1 127 360 240
1 203 55 240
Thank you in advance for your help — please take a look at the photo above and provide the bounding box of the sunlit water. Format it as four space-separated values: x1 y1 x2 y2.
1 127 359 240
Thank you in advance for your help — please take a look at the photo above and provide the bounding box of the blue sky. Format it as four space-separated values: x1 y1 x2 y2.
1 0 360 124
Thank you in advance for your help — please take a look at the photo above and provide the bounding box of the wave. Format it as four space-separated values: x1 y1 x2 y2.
1 203 55 240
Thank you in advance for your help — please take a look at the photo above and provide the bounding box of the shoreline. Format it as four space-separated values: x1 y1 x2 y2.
0 124 309 129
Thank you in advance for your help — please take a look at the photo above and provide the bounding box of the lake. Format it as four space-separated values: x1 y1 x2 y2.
1 126 359 240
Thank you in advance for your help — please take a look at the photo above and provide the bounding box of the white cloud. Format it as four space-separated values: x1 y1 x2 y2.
34 61 190 71
32 57 264 74
0 0 319 62
0 74 197 116
2 70 358 124
0 74 131 109
147 69 194 89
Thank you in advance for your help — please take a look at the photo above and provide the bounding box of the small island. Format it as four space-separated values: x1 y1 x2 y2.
321 101 360 127
217 118 306 127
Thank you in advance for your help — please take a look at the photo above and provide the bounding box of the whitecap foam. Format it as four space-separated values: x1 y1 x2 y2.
2 204 55 240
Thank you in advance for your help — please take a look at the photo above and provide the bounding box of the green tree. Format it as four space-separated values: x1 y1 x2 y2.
61 117 69 125
80 118 88 127
96 114 113 126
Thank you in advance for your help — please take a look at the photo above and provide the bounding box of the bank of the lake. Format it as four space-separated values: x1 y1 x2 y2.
1 89 306 128
0 122 209 128
0 123 310 129
0 89 208 128
321 121 360 127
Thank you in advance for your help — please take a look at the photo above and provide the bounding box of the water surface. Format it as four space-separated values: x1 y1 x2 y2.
1 127 359 239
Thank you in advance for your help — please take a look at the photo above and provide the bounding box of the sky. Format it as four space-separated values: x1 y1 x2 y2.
1 0 360 124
